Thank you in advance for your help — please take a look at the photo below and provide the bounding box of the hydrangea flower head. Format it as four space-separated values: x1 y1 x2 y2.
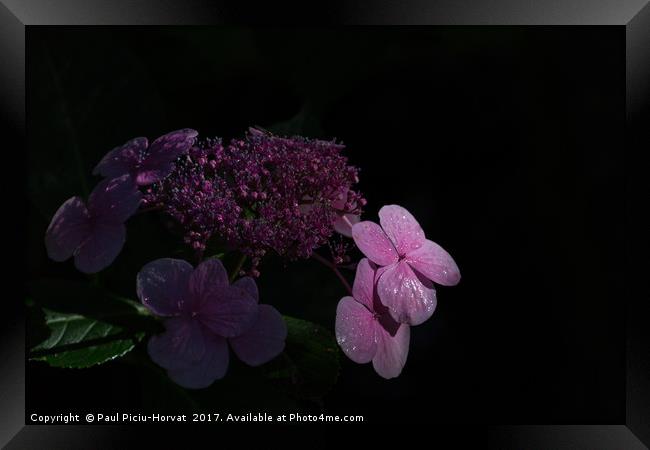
93 129 198 185
335 258 410 379
137 257 287 389
44 174 142 273
352 205 460 326
145 129 365 274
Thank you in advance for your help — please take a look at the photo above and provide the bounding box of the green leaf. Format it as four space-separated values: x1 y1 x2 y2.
261 316 340 402
30 309 144 368
27 278 162 368
28 278 162 334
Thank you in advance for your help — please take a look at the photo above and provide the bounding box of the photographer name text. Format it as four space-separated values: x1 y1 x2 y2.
30 412 364 424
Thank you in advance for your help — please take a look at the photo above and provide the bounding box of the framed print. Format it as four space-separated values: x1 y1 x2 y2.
1 1 648 448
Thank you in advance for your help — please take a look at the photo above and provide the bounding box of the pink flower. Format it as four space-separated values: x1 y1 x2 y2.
44 174 142 273
335 258 410 379
93 129 198 185
137 258 287 389
351 205 460 326
332 187 361 238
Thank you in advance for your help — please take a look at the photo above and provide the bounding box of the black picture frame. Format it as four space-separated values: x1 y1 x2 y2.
2 1 648 448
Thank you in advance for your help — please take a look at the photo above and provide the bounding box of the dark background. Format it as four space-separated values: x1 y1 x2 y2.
27 27 626 423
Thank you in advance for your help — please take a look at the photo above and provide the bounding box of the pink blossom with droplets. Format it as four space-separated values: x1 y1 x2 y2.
351 205 460 326
335 258 410 379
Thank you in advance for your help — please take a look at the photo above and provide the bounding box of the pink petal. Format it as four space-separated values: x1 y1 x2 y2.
44 196 90 262
166 334 230 389
136 258 193 316
138 128 198 184
407 239 461 286
198 285 259 338
147 317 206 371
352 258 376 310
351 221 399 266
376 260 437 326
332 186 349 210
378 205 425 256
92 137 147 178
73 222 126 274
188 258 229 307
229 305 287 366
88 174 142 223
335 296 377 364
372 321 410 379
232 276 259 303
333 213 360 238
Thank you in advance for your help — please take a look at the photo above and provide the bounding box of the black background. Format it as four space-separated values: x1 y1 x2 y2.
27 27 626 423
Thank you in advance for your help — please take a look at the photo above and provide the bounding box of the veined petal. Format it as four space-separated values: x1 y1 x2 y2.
147 317 207 371
44 196 90 262
232 276 259 303
407 239 461 286
138 128 197 184
92 137 147 178
73 222 126 274
136 258 193 316
378 205 425 255
372 321 410 379
376 260 437 326
88 174 142 223
229 305 287 366
198 285 259 338
335 296 377 364
166 334 229 389
189 258 229 308
351 221 399 266
352 258 377 310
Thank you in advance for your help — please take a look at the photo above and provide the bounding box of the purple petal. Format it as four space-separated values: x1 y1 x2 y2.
188 258 229 308
232 276 259 303
198 285 259 338
92 137 147 178
136 258 193 316
137 128 198 184
333 213 360 238
335 296 377 364
44 196 90 262
352 258 377 310
166 334 229 389
351 221 399 266
229 305 287 366
136 168 175 186
73 222 126 274
88 174 142 223
372 321 410 379
378 205 425 256
407 239 461 286
147 317 206 371
376 260 437 326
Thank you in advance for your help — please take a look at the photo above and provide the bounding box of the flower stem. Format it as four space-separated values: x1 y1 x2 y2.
342 215 354 229
230 253 247 282
312 252 353 296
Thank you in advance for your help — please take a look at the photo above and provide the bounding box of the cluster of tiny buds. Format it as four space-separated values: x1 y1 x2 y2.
143 129 365 275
